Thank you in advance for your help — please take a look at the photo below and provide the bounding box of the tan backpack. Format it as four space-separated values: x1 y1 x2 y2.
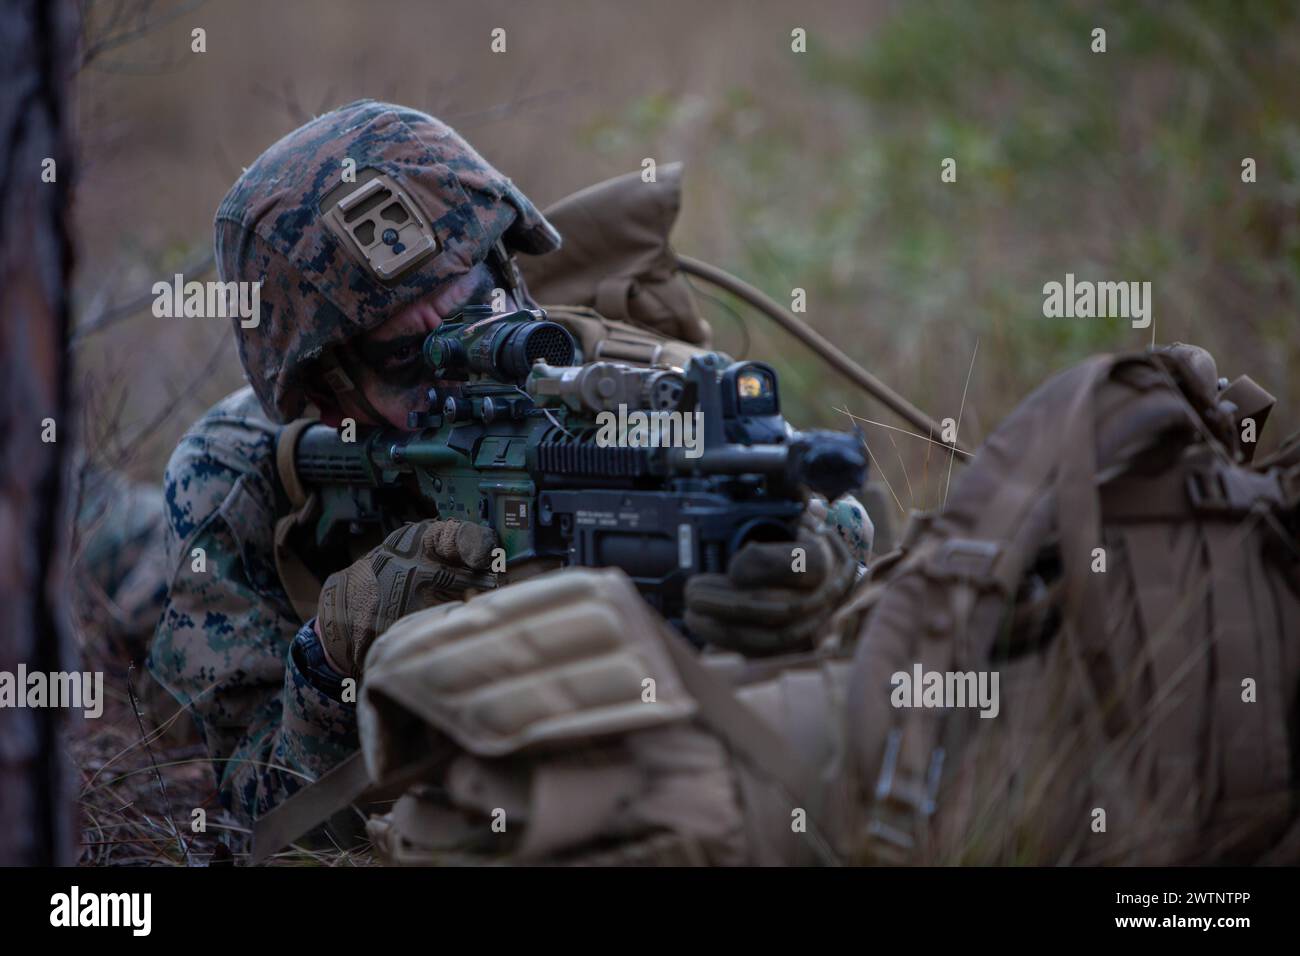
833 344 1300 865
517 162 711 347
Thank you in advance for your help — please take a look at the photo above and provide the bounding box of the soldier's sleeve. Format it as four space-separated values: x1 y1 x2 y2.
147 423 357 821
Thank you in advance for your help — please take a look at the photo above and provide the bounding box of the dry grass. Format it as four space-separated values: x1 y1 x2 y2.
69 650 231 866
67 639 378 866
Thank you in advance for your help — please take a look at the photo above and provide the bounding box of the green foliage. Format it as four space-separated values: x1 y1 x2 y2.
581 2 1300 498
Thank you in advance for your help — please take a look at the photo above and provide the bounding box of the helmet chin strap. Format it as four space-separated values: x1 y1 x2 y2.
318 346 393 428
490 240 533 308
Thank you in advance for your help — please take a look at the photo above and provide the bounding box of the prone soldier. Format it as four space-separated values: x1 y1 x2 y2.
148 99 870 826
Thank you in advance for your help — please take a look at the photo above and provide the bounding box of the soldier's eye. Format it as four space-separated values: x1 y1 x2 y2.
357 333 426 375
383 343 418 368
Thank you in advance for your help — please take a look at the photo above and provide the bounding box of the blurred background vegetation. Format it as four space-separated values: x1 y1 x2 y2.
74 0 1300 522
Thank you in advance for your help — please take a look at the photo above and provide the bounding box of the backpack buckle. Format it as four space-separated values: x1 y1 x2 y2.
925 538 1003 588
864 728 945 858
1186 466 1282 516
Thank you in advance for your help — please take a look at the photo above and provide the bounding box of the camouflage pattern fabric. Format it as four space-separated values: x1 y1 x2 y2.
809 493 874 565
218 99 560 423
147 387 357 819
73 467 170 664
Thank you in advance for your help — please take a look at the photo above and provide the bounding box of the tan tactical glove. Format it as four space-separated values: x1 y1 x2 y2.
316 518 498 678
683 513 858 655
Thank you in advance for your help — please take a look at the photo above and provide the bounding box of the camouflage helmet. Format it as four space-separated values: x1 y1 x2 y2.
216 99 561 422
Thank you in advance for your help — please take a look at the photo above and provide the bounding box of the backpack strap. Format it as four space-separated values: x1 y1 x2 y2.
661 633 841 864
250 750 370 865
1119 522 1209 804
856 356 1119 862
251 747 447 865
1199 519 1292 812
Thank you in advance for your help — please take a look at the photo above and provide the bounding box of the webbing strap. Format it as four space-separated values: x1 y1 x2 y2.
319 347 391 427
1103 458 1287 523
1121 524 1206 804
1201 522 1288 802
273 419 325 622
1102 470 1192 522
863 606 955 862
1054 360 1113 651
250 751 370 865
659 634 841 865
250 748 444 865
276 418 315 510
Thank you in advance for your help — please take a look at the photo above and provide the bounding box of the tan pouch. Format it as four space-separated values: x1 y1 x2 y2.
518 162 711 346
260 567 838 865
358 567 696 780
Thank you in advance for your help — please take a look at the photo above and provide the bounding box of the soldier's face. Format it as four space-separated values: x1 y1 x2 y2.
332 261 518 429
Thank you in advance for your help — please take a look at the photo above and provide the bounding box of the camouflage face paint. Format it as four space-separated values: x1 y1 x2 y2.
353 333 428 390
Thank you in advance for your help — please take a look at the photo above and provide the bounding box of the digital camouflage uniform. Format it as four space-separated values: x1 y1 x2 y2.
149 386 355 817
73 466 169 664
72 465 190 743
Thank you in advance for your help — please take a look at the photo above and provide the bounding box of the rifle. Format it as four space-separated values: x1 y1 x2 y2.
290 306 868 637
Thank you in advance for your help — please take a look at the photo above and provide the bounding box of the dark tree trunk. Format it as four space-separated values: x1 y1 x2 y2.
0 0 78 866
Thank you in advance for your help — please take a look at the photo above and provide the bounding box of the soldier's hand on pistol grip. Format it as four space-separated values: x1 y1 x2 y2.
683 514 858 656
316 518 498 678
